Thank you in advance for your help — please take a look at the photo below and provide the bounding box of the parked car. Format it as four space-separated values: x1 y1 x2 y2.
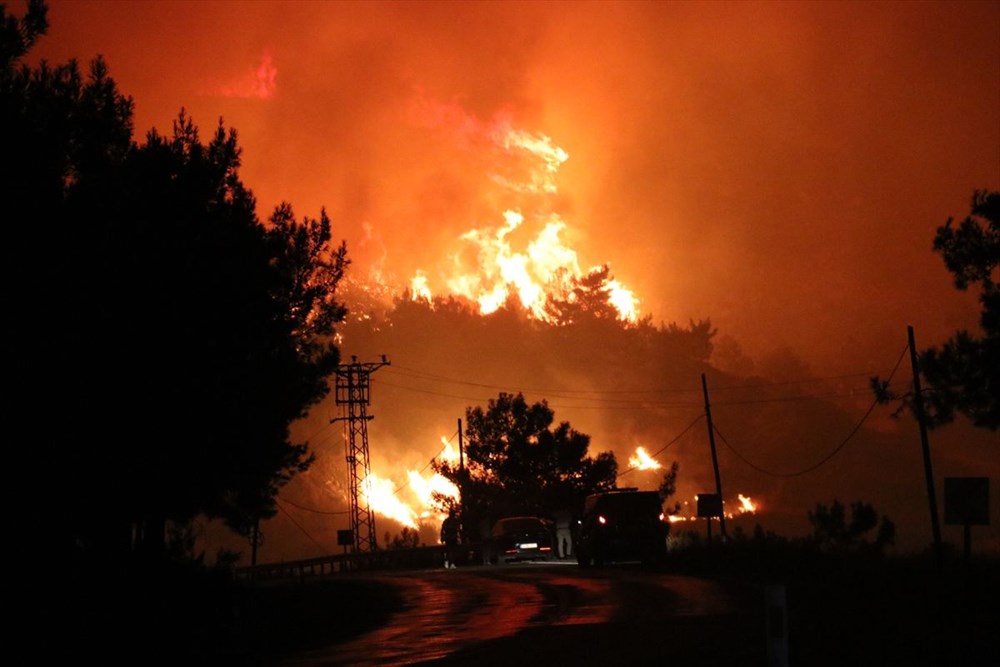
489 516 555 564
575 488 668 567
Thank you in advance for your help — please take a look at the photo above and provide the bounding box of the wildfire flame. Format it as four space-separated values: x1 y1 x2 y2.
628 446 662 470
408 111 639 323
667 494 759 522
362 471 419 529
410 270 432 302
360 436 461 531
355 106 656 536
737 493 757 514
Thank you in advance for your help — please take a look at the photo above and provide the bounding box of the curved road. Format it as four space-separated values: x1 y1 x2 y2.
277 561 768 666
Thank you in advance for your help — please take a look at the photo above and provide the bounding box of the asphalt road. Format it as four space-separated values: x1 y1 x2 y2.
273 560 768 667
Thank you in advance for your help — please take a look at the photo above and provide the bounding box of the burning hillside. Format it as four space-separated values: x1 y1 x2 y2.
275 103 988 561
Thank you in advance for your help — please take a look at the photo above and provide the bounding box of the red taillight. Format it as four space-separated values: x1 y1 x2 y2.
658 512 665 522
540 546 552 552
598 515 607 525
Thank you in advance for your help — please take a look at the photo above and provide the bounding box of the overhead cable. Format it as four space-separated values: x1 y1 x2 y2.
617 414 705 479
712 344 910 477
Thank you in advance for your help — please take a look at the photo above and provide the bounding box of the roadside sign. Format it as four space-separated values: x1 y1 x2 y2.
697 493 723 518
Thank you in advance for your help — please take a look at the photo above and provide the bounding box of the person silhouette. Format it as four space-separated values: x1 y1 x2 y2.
479 516 493 565
441 508 460 569
553 508 573 559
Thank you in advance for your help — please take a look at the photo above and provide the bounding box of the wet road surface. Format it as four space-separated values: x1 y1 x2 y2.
277 561 767 666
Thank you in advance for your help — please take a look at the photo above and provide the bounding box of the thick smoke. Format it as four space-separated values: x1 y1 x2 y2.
33 0 999 562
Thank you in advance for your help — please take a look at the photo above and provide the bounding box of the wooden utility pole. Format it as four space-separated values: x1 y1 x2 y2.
908 325 943 569
701 373 727 540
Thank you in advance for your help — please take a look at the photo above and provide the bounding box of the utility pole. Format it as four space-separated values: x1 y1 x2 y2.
908 325 942 569
249 519 263 567
458 418 466 545
701 373 727 540
331 355 390 554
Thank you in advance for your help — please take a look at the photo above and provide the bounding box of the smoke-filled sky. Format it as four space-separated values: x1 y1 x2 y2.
29 0 998 558
33 0 998 367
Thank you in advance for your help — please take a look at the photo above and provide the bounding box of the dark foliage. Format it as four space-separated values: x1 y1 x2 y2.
3 1 348 567
807 498 896 553
665 522 998 667
386 526 421 549
433 391 618 536
873 189 999 430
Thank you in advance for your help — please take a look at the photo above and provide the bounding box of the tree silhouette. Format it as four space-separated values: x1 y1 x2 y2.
657 460 681 515
434 392 617 536
920 189 999 430
0 0 46 65
872 189 999 430
544 264 624 324
807 499 896 554
3 2 348 565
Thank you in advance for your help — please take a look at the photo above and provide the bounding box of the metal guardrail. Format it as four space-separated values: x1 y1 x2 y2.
235 544 451 583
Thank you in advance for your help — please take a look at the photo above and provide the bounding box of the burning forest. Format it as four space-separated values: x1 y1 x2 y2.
264 110 993 561
19 0 995 565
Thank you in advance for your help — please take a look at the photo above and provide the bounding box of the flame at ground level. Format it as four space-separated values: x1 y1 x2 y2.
361 450 757 540
668 494 760 522
357 436 461 540
738 493 757 513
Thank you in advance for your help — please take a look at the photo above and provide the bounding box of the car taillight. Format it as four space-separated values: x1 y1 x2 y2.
598 515 607 525
658 512 665 522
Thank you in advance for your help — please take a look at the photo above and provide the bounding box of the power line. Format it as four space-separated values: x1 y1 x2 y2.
712 344 910 477
386 427 460 497
378 374 910 411
375 378 495 403
617 414 705 479
277 495 349 515
709 369 900 391
711 388 904 407
387 363 899 396
276 497 334 552
387 364 703 396
278 347 911 529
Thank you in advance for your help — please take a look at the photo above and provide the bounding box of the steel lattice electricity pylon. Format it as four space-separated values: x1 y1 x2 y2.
331 355 389 553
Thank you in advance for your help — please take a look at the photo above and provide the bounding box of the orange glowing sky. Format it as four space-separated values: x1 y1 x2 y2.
28 0 999 558
32 0 999 371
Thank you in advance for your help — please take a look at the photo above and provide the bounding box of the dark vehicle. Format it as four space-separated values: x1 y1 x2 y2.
489 516 555 564
575 488 668 566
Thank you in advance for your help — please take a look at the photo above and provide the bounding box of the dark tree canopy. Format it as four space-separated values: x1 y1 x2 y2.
0 0 46 66
807 499 896 554
434 392 618 536
3 2 348 564
920 190 999 430
873 190 999 431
